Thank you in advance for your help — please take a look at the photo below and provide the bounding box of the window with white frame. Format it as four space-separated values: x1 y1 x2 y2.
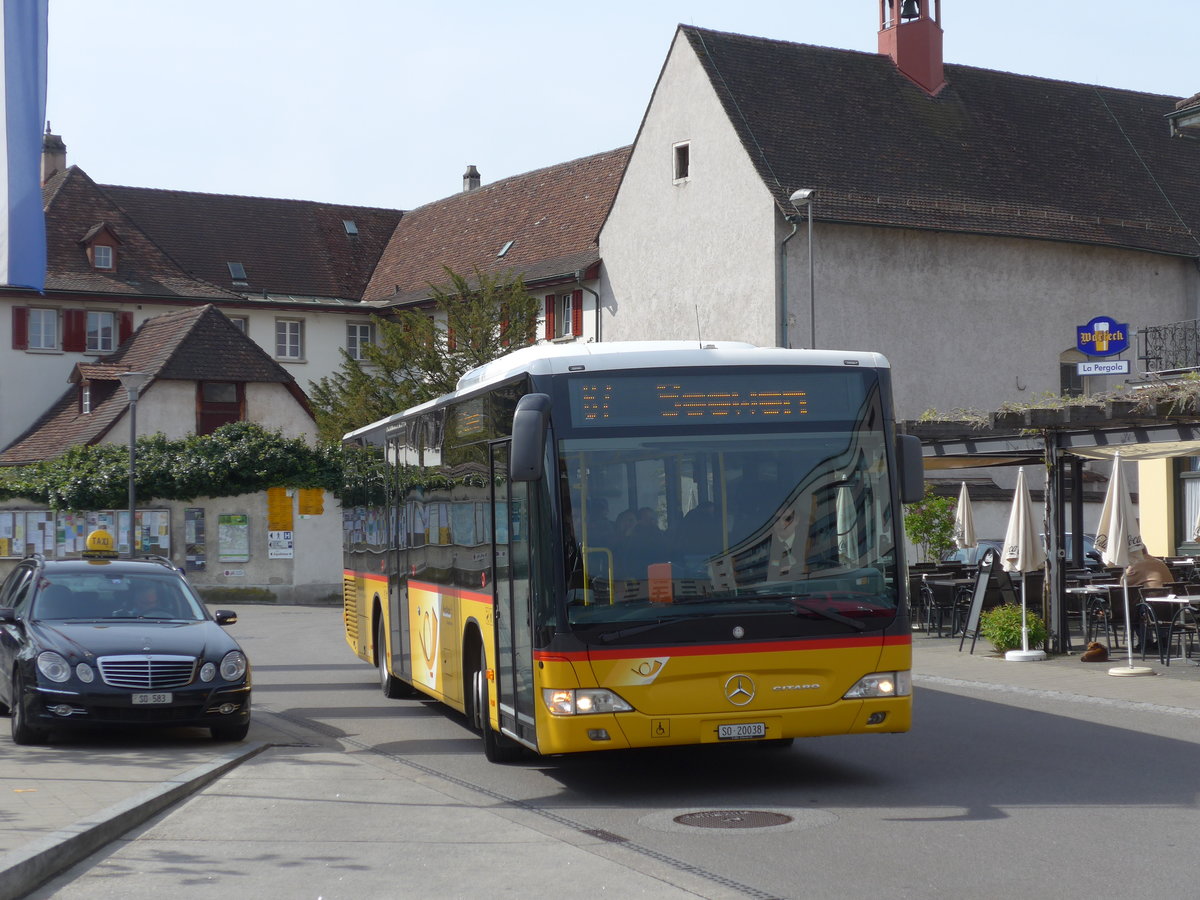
86 310 116 352
347 321 375 360
27 308 58 350
227 315 248 334
275 318 304 360
81 384 91 414
93 245 113 270
554 293 574 338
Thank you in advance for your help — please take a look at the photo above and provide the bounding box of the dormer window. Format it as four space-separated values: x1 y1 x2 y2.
79 222 122 270
93 245 113 270
81 383 91 414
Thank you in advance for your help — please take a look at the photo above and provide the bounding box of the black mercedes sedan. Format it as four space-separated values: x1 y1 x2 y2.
0 553 251 744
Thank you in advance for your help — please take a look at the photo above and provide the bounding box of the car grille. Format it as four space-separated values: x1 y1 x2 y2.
98 655 197 690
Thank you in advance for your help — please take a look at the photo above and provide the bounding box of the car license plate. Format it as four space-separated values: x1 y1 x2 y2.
718 722 766 740
132 692 172 705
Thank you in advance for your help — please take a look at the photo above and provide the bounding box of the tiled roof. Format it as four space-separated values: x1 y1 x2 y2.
363 147 631 305
41 167 239 299
0 305 309 465
681 27 1200 257
102 183 403 300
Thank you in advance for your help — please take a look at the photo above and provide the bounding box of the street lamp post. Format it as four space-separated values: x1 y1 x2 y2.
118 372 150 557
789 189 817 349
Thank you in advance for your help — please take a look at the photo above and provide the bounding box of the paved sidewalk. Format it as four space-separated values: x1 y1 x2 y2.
2 633 1196 898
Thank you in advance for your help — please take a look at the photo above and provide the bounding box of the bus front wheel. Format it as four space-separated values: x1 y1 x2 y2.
471 656 522 763
377 619 413 699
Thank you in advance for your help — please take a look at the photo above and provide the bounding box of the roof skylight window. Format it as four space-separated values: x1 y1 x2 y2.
343 220 358 235
227 262 248 282
497 240 515 258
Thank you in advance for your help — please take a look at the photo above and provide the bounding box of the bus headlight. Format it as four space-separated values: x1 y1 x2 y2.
542 688 633 716
843 670 911 699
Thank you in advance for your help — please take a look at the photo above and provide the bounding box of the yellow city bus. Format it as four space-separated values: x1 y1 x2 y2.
341 341 924 761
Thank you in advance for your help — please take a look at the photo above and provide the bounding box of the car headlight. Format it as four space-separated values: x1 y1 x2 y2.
843 670 911 699
219 651 247 681
542 688 633 716
37 651 72 683
76 662 95 683
200 662 217 682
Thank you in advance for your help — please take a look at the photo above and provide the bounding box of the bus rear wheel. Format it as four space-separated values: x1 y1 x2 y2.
471 656 522 763
377 619 413 699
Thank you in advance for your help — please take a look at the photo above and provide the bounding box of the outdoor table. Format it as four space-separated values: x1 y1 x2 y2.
924 576 976 637
1141 594 1200 665
1066 581 1121 647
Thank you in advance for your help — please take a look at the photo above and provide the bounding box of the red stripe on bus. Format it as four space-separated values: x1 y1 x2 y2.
344 570 388 586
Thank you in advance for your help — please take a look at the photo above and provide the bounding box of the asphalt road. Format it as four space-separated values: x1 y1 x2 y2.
20 605 1200 899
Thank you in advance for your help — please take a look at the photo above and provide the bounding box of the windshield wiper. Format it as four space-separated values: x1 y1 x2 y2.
788 599 868 631
595 617 688 643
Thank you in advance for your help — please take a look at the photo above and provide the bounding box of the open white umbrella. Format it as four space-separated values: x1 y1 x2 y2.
953 482 977 551
1001 468 1047 661
1095 453 1154 676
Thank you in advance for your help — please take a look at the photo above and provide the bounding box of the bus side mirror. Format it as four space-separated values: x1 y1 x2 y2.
896 434 925 504
510 393 552 482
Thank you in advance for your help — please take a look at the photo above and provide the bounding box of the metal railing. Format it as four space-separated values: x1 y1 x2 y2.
1140 319 1200 374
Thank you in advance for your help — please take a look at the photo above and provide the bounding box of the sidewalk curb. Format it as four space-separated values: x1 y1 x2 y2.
0 741 268 900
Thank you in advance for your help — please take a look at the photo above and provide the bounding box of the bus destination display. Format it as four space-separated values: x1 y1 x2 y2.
568 371 869 427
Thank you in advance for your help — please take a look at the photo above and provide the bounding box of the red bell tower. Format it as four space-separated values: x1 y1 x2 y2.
878 0 945 95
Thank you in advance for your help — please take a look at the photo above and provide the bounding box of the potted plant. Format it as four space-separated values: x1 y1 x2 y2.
979 604 1048 653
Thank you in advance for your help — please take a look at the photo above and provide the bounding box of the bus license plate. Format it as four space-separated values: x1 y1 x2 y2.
132 692 172 705
718 722 766 740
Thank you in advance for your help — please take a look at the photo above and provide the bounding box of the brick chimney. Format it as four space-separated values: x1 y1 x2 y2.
463 164 481 193
41 123 66 184
878 0 945 95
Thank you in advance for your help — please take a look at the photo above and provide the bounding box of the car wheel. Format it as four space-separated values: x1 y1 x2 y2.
10 672 48 745
377 619 413 699
210 721 250 742
472 653 522 763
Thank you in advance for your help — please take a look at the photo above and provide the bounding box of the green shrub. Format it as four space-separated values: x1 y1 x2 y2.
979 603 1048 653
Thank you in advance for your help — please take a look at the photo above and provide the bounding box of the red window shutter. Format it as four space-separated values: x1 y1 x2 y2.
500 318 510 347
447 326 457 351
544 295 555 341
118 311 134 344
63 309 87 352
12 307 28 349
572 290 584 336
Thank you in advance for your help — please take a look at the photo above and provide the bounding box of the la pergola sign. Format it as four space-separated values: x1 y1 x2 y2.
1076 316 1129 357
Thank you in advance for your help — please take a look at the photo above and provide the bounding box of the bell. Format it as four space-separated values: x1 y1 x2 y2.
900 0 921 19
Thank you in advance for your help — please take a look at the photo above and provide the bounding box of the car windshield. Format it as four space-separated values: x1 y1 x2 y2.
32 571 205 621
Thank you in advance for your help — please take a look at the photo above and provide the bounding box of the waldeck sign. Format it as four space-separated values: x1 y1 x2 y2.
1076 316 1129 357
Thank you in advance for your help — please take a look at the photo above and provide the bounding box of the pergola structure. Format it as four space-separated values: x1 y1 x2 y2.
906 411 1200 653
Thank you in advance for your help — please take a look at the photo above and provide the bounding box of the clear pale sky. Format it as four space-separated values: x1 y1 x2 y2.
46 0 1198 212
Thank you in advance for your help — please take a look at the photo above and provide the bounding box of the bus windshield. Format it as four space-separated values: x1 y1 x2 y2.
557 369 898 638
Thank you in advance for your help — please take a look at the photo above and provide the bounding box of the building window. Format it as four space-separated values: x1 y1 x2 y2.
81 384 91 414
86 310 116 352
544 291 583 341
27 308 58 350
93 245 113 270
347 321 375 360
673 141 690 182
1059 349 1088 398
227 315 248 334
275 319 304 360
198 381 244 434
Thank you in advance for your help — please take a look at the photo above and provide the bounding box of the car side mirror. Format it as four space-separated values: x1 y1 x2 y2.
214 610 238 626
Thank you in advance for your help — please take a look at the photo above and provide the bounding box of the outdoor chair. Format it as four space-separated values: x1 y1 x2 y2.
1084 594 1120 649
1133 601 1183 666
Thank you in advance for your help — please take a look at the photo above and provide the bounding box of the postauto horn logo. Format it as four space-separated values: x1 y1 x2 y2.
1076 316 1129 357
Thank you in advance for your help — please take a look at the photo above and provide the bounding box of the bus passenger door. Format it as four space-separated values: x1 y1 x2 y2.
491 442 537 748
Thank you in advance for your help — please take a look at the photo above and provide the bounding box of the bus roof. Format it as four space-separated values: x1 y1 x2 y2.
342 341 891 441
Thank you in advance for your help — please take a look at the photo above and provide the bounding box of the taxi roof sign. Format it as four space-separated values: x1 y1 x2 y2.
83 528 118 559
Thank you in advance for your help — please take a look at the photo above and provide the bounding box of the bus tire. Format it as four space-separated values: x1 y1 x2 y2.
472 655 522 763
377 619 413 699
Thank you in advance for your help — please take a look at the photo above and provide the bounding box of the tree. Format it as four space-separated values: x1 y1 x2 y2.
903 485 957 564
310 266 541 441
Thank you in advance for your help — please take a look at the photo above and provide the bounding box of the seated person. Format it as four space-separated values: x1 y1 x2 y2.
128 582 175 617
1123 553 1173 589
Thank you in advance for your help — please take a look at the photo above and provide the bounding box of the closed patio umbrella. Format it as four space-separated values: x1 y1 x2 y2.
1001 467 1047 661
1095 453 1154 676
836 479 858 564
953 482 977 551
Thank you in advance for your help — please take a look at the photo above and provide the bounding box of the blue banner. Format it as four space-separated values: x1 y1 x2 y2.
0 0 48 291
